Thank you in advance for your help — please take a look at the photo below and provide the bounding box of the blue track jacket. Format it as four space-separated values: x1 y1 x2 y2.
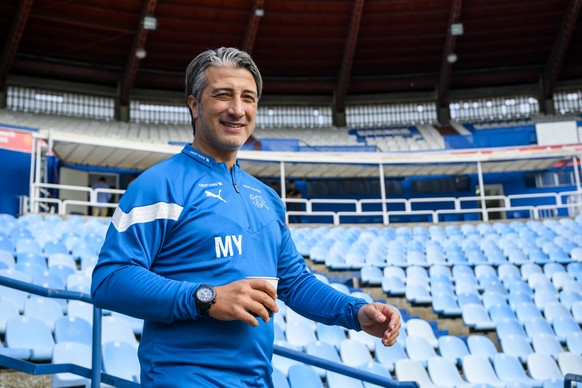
91 144 368 387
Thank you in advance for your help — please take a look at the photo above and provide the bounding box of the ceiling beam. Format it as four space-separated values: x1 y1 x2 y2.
0 0 34 99
541 0 581 99
333 0 364 126
241 0 265 55
118 0 158 113
437 0 463 111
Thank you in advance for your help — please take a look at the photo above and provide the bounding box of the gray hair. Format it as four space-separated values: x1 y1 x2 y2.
185 47 263 133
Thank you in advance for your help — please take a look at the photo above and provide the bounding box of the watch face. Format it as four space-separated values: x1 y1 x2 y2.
197 285 215 303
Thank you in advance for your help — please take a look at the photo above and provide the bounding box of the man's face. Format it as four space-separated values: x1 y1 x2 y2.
188 66 258 165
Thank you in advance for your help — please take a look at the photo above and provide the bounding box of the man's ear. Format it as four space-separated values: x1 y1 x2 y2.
187 95 199 119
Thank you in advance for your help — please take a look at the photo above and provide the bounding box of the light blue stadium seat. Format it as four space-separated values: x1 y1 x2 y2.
5 316 55 361
360 266 383 285
530 333 564 359
315 323 345 350
394 359 438 388
348 329 376 351
43 240 69 256
551 315 581 343
462 303 496 331
406 318 438 348
339 339 373 368
0 250 15 269
496 317 527 340
456 290 481 308
288 364 321 388
405 336 438 367
514 301 544 324
543 304 569 326
305 341 341 378
359 362 392 388
427 356 472 388
572 300 582 324
272 341 302 378
462 354 505 388
0 337 30 359
405 283 432 305
51 341 92 388
23 296 64 331
557 352 582 377
374 338 407 372
102 340 141 384
559 289 582 310
438 335 469 366
326 370 364 388
54 316 92 347
526 353 563 387
0 268 31 313
500 334 533 364
467 334 499 359
431 291 462 317
523 316 555 338
488 302 517 322
15 238 42 255
272 367 290 388
0 297 19 335
381 276 405 296
101 315 139 348
286 320 317 350
492 353 542 387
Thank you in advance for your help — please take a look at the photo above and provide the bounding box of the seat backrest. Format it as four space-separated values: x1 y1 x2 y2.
102 340 140 383
462 354 503 386
288 364 323 388
406 318 438 348
102 315 138 347
526 353 563 381
54 316 92 347
427 356 468 387
437 335 469 365
5 316 55 361
405 336 438 366
305 341 341 378
467 334 498 359
339 339 373 368
557 352 582 376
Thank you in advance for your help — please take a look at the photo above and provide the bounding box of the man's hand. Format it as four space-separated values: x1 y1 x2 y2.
210 279 279 327
357 303 401 346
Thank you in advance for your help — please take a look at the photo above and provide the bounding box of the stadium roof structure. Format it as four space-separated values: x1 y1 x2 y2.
1 0 582 125
43 132 582 179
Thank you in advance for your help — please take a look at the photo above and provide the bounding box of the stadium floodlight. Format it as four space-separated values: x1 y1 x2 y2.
143 16 157 30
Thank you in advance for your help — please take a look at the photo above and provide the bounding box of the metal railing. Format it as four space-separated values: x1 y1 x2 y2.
26 181 582 225
0 275 414 387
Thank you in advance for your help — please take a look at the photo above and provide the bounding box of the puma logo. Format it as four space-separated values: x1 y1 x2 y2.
205 190 226 203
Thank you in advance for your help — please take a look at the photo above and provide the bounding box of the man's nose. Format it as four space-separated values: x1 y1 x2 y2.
227 97 245 117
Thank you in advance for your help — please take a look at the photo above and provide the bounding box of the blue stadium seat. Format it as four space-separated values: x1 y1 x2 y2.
437 335 469 366
23 296 64 331
51 341 92 388
102 340 141 383
394 359 438 388
526 353 563 387
5 316 55 361
0 297 19 335
286 320 317 350
54 316 92 347
326 370 364 388
339 339 373 368
530 333 564 359
461 354 505 388
557 352 582 377
305 341 341 378
500 334 533 364
288 364 321 388
492 353 542 387
551 315 581 343
101 315 139 348
272 367 290 388
462 303 496 331
405 336 438 367
427 356 472 388
374 338 407 372
359 362 392 388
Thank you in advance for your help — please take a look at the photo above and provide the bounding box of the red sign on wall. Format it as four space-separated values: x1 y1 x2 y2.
0 127 33 153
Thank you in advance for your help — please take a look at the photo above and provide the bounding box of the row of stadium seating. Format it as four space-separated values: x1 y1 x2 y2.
1 212 582 387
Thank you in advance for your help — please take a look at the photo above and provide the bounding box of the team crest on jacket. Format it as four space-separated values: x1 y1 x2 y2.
249 194 269 210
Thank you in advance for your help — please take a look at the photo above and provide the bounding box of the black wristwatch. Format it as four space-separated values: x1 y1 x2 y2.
194 284 216 317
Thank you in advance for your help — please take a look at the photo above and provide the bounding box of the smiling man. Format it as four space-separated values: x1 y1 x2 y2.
91 47 401 387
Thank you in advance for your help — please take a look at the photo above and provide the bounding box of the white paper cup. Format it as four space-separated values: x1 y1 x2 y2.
246 276 279 291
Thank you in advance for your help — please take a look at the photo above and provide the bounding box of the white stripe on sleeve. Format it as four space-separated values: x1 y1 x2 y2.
112 202 184 232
